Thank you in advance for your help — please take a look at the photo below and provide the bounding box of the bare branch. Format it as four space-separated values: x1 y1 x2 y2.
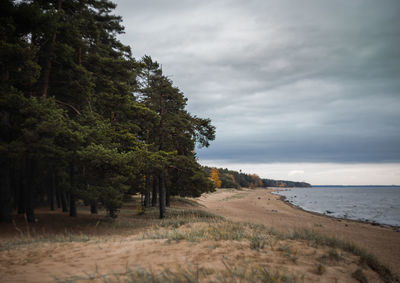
55 99 81 115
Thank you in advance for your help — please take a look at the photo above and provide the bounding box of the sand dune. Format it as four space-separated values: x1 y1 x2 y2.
0 188 399 282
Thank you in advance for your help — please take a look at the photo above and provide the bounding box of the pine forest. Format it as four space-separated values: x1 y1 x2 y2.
0 0 216 222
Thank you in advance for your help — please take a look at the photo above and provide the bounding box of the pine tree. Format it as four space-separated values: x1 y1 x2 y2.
139 56 215 217
0 0 216 222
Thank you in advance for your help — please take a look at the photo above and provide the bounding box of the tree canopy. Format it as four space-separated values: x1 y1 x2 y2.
0 0 215 222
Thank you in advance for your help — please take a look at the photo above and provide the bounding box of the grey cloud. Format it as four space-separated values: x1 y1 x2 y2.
197 134 400 163
114 0 400 163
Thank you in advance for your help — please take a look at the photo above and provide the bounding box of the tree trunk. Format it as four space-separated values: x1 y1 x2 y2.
0 160 12 222
42 38 55 97
152 176 158 207
49 188 55 211
166 183 170 207
56 187 61 209
60 190 68 212
144 191 150 208
47 172 55 210
0 112 12 222
17 176 25 214
42 0 62 97
69 193 77 217
25 158 35 223
69 164 77 217
17 164 25 214
54 172 61 209
12 166 18 210
159 172 166 219
90 201 98 214
158 93 166 218
144 175 151 208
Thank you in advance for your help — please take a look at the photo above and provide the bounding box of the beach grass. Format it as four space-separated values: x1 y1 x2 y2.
140 218 396 282
0 233 92 251
283 228 395 282
171 196 205 208
1 203 397 282
352 268 368 283
55 263 297 283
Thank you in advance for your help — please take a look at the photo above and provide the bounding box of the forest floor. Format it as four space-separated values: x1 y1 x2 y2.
0 188 399 282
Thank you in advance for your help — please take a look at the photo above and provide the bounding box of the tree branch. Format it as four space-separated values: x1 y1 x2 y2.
55 99 81 115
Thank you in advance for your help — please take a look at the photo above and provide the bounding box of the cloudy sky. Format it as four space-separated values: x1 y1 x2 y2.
114 0 400 185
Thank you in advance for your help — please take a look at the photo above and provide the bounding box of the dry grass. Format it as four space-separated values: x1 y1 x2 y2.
312 263 326 276
283 228 395 282
352 268 369 283
56 263 297 283
140 219 396 282
0 206 222 251
171 196 205 208
1 200 397 283
0 233 92 251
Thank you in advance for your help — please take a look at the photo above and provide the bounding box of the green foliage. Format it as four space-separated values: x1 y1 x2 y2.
168 155 215 198
0 0 215 221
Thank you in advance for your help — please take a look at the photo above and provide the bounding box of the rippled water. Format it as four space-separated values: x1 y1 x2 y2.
273 186 400 227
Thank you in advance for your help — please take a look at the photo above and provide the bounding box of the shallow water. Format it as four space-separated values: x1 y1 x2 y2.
273 186 400 227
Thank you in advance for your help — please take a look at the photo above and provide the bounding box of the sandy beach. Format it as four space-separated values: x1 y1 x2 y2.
198 188 400 277
0 187 399 282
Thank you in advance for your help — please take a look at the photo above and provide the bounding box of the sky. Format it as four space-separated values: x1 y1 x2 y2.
114 0 400 185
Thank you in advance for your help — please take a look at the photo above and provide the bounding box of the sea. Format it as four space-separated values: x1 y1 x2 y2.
272 186 400 227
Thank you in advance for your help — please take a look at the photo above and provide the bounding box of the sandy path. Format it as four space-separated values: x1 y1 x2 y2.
197 188 400 276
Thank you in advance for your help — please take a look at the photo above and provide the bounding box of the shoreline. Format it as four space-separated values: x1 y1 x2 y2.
271 188 400 231
1 188 399 282
198 187 400 277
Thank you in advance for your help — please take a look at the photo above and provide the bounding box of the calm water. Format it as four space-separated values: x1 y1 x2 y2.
273 186 400 227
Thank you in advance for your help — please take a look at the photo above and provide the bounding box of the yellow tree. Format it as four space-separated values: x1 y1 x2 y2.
250 174 262 188
210 167 222 188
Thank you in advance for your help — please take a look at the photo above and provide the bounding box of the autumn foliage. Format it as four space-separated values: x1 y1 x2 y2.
249 174 263 189
210 167 222 188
